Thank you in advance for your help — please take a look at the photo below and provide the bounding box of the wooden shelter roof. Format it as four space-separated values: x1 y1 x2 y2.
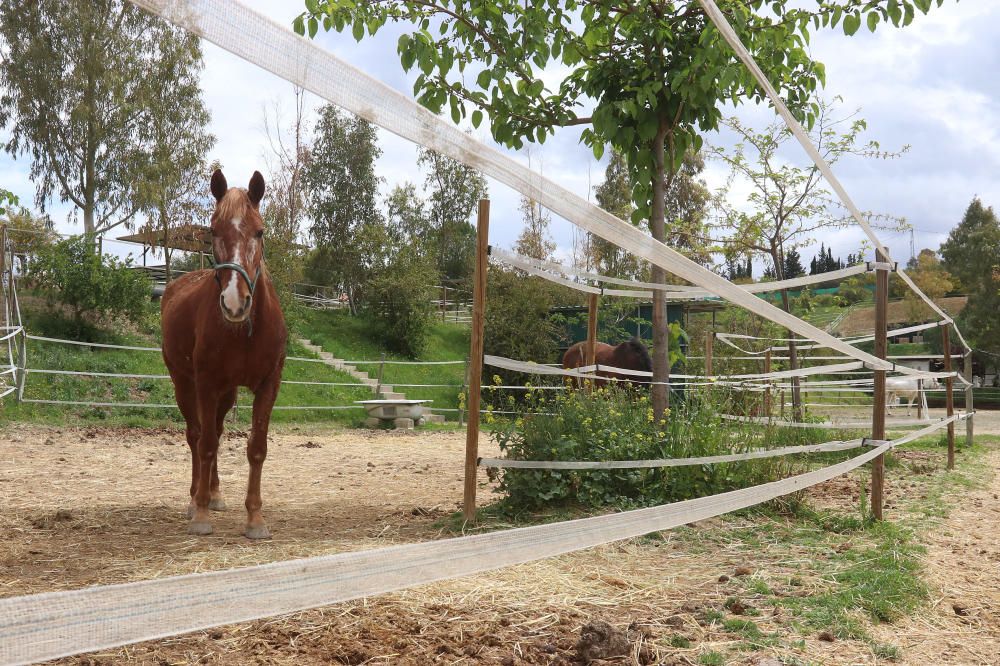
117 224 211 254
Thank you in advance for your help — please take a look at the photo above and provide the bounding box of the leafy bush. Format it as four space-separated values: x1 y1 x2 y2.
837 275 873 305
364 247 436 357
484 265 568 388
28 235 152 338
487 387 838 512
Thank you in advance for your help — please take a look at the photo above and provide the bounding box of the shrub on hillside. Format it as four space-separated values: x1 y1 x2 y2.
487 387 835 512
365 247 436 357
838 275 872 305
483 266 566 388
28 236 151 338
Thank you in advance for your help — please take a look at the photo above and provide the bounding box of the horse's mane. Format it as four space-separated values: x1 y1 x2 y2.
622 336 652 372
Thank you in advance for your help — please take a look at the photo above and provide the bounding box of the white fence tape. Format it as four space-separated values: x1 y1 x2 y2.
480 438 863 470
0 431 922 666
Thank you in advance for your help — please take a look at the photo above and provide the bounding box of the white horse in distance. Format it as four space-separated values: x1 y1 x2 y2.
886 377 940 417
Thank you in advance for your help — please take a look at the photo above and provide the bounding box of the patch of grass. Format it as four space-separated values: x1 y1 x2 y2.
872 642 901 660
667 634 691 648
723 618 763 639
698 651 725 666
1 295 374 428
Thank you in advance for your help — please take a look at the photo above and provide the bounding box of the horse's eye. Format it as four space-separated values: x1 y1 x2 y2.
255 230 264 238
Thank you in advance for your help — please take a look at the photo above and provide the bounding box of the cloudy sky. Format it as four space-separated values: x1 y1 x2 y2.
2 1 998 275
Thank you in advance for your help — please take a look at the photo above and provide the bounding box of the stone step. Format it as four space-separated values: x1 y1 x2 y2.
423 413 446 425
379 392 405 400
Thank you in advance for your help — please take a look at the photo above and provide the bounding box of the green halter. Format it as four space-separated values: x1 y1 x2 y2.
212 261 262 336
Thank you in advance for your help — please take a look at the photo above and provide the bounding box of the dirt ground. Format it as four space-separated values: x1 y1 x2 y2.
0 414 997 665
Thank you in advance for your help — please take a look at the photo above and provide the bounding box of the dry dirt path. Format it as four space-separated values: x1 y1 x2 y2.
871 448 1000 665
0 420 997 664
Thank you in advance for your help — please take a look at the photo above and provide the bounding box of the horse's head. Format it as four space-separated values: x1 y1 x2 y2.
209 169 266 324
624 336 652 374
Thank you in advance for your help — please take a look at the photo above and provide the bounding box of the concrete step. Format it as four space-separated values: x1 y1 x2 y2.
423 413 446 424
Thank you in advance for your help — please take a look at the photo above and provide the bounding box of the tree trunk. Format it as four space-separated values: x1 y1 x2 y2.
778 286 803 422
770 245 802 421
161 206 171 282
650 123 670 420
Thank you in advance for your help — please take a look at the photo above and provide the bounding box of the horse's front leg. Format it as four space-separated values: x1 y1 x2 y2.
245 377 279 540
189 393 221 535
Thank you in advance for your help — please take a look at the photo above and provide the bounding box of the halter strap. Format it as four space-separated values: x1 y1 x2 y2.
212 261 262 337
213 262 261 295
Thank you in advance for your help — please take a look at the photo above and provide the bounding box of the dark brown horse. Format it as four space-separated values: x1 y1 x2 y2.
562 336 652 387
161 169 287 539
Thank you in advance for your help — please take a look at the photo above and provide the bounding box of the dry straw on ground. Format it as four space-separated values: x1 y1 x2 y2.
0 418 997 664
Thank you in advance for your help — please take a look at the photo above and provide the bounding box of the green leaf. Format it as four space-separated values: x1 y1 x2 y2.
477 69 492 89
843 13 861 36
352 20 364 41
471 109 484 128
867 11 880 32
292 15 305 36
308 16 318 39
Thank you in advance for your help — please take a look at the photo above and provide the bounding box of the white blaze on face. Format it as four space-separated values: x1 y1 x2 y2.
221 217 245 315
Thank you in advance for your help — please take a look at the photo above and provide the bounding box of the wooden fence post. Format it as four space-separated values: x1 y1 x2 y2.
586 292 598 393
704 330 713 378
763 348 772 417
459 358 469 427
0 224 7 332
964 351 974 448
916 378 923 420
943 325 955 469
870 251 889 521
463 199 489 522
375 352 387 398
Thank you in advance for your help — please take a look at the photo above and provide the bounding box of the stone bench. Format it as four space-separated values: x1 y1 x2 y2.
358 399 433 430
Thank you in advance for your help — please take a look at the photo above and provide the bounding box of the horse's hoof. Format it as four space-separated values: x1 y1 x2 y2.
244 524 271 540
209 497 227 511
188 521 213 536
186 503 195 519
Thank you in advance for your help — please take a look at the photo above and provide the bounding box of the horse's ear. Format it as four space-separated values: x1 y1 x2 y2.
210 169 228 202
248 171 265 208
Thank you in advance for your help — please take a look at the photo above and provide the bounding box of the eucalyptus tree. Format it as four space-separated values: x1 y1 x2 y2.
515 196 556 261
137 42 215 282
0 0 210 237
298 0 951 419
305 104 384 312
417 148 488 281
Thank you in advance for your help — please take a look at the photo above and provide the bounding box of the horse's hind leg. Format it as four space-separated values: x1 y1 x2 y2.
207 388 238 512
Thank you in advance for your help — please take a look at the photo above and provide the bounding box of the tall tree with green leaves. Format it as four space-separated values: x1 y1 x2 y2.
514 196 556 261
136 42 215 283
591 150 643 280
385 183 432 250
262 87 311 306
940 198 1000 360
417 147 488 281
305 104 384 312
0 0 209 236
298 0 951 419
710 101 907 419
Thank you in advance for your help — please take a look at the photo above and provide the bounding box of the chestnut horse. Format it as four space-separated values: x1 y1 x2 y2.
161 170 287 539
562 337 652 387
